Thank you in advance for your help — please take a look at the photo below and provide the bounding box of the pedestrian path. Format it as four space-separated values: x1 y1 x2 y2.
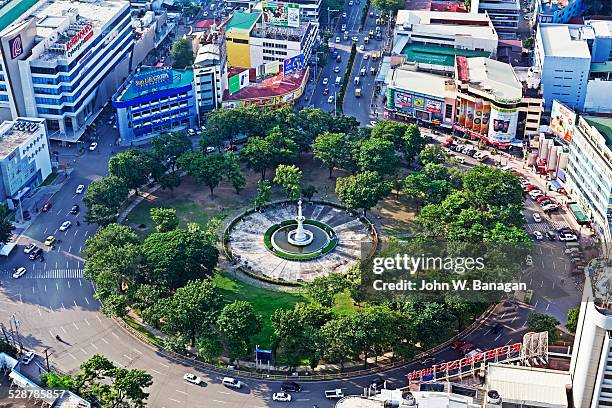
1 268 84 279
524 220 567 234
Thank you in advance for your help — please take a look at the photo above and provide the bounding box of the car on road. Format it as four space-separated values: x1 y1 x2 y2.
22 351 35 364
524 15 530 20
529 190 544 200
29 247 43 261
22 210 31 221
44 236 56 246
187 128 196 136
12 267 26 279
363 53 369 60
325 389 345 399
466 348 483 358
491 322 504 333
70 204 80 214
370 377 386 390
328 95 335 103
559 233 578 242
459 342 475 355
322 78 329 85
59 221 72 231
352 36 359 42
334 66 340 72
565 247 581 255
41 202 52 212
557 226 574 234
545 230 556 241
183 373 202 385
323 88 329 95
281 381 302 392
369 120 377 127
341 24 347 31
76 184 85 194
23 243 36 254
419 355 436 365
203 11 209 16
525 184 538 192
335 36 340 43
273 392 292 402
525 255 533 266
532 213 542 222
342 11 347 17
451 340 465 350
348 0 353 4
543 203 559 212
533 231 543 240
359 44 364 51
369 11 374 16
222 377 241 389
205 146 216 153
89 142 98 151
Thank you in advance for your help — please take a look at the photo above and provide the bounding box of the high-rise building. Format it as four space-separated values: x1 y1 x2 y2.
223 0 322 25
474 0 520 39
193 44 223 116
0 0 134 142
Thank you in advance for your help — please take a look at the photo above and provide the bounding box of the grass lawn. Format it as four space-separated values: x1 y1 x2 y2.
127 197 210 231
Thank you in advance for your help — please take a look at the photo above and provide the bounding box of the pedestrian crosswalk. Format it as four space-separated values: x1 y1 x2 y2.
1 268 84 279
524 220 567 234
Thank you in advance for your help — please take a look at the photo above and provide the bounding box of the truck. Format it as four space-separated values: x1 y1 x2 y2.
325 389 344 399
368 29 374 38
354 88 361 97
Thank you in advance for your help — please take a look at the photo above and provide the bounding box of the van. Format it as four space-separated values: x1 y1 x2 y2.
565 242 581 248
222 377 241 388
354 76 360 85
364 37 369 44
335 76 341 86
360 67 366 76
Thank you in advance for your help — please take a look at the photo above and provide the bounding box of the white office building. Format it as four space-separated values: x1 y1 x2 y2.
473 0 520 39
0 117 50 204
193 44 223 116
0 0 134 142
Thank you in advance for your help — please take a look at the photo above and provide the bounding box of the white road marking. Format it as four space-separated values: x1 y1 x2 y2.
217 391 231 395
55 282 59 291
68 354 77 361
67 281 71 289
546 303 550 311
37 308 42 316
81 348 88 355
61 302 65 310
112 332 119 339
211 400 227 404
296 399 311 402
159 362 170 368
91 343 98 350
133 349 143 354
61 326 67 333
44 284 47 292
96 315 102 323
123 354 132 360
151 369 162 375
57 209 62 215
84 319 90 326
175 390 188 395
79 279 82 286
73 300 78 307
168 398 182 404
48 330 54 338
73 322 79 330
32 287 35 294
494 333 502 341
101 338 109 344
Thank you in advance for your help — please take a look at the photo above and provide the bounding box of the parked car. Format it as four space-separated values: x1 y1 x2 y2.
419 355 436 365
525 255 533 266
41 202 52 212
370 377 386 390
335 36 340 43
183 373 202 385
341 24 347 31
557 226 574 234
536 195 550 204
559 233 578 242
222 377 241 389
525 185 539 192
334 66 340 73
328 95 335 104
532 213 542 222
565 247 581 255
325 389 344 399
59 221 72 231
451 340 465 350
22 351 35 365
543 203 559 212
44 236 56 246
545 230 556 241
459 343 475 355
529 190 544 200
12 267 27 279
322 78 329 85
23 243 36 254
273 392 292 402
22 210 31 221
533 231 543 240
281 381 302 392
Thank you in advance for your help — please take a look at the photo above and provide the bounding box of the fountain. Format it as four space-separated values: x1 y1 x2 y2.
287 200 314 246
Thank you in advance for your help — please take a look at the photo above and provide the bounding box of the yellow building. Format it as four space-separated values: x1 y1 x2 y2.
224 10 260 68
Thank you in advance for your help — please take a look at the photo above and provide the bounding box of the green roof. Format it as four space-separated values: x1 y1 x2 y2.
0 0 40 32
401 44 490 67
569 203 589 224
226 10 260 32
584 116 612 148
119 68 194 101
590 61 612 73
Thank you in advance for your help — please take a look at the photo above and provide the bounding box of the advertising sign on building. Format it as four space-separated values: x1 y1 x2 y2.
550 100 576 143
264 61 280 75
425 99 442 114
395 92 412 109
8 35 23 59
413 96 425 109
228 70 250 95
64 24 94 58
283 54 304 76
472 99 483 132
133 70 173 90
488 105 518 144
263 2 300 28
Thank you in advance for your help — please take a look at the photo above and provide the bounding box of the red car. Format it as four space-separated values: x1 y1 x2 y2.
323 88 329 95
459 342 475 355
223 144 237 152
536 195 550 204
525 185 538 192
41 202 52 212
450 340 465 350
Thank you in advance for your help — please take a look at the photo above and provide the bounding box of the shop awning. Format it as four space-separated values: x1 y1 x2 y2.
569 203 590 225
550 179 563 190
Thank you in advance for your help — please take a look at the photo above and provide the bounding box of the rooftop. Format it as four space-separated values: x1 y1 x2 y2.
397 9 492 26
336 389 477 408
591 61 612 73
538 24 591 58
0 0 39 32
387 66 451 96
194 43 220 65
0 118 45 160
588 19 612 38
485 363 571 407
193 18 215 29
584 116 612 147
225 10 260 33
396 10 497 41
223 68 307 101
117 68 194 101
464 57 523 101
402 43 490 66
538 0 576 13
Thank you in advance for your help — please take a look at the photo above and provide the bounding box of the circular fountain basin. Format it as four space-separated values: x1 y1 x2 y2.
272 224 329 255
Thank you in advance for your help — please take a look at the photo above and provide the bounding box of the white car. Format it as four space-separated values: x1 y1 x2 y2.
183 373 202 385
13 267 26 279
76 184 85 194
328 95 335 104
322 78 329 85
203 11 209 16
89 142 98 151
525 255 533 267
363 53 369 60
222 377 241 388
565 247 580 254
359 44 365 51
528 190 543 200
369 120 377 127
533 231 543 240
542 203 559 212
341 24 347 31
23 243 36 254
342 11 347 17
559 234 578 242
59 221 72 231
273 392 292 402
187 128 196 136
22 351 35 365
335 37 340 43
348 0 353 4
206 146 216 153
532 213 542 222
352 36 359 42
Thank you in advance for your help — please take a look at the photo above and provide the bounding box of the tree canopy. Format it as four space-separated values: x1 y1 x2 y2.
336 171 391 216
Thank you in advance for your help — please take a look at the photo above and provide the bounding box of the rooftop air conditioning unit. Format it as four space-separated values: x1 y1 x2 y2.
487 390 502 404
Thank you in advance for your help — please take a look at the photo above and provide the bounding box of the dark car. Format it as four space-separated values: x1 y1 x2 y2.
70 204 80 214
490 322 504 334
545 230 556 241
22 210 31 221
450 340 465 350
370 377 386 389
419 355 436 365
281 381 301 392
41 202 52 212
29 247 43 260
557 226 573 234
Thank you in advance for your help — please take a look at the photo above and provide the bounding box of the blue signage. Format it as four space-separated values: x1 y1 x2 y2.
283 54 304 76
133 70 173 90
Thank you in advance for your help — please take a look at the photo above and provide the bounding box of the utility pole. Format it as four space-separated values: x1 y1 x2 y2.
44 348 50 372
11 315 23 353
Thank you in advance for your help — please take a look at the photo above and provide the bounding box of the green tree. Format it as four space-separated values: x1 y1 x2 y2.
241 136 273 180
358 137 399 177
484 222 532 243
197 332 223 363
566 307 579 332
305 273 350 307
266 126 299 167
273 164 302 200
464 0 471 11
403 163 454 206
159 172 181 193
463 165 523 209
41 372 76 390
224 152 246 194
171 38 193 68
142 228 218 289
253 180 272 209
217 301 262 362
371 0 404 13
313 132 353 178
420 144 446 165
527 312 560 342
295 108 333 148
0 219 14 244
155 280 222 346
152 132 192 170
370 120 409 150
177 151 225 195
336 171 391 216
301 185 318 200
402 124 427 163
108 149 152 193
83 176 129 225
406 302 455 349
150 207 179 232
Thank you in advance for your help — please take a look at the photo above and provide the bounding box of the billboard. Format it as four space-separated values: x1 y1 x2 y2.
263 2 300 28
488 105 518 144
426 99 442 114
8 35 23 59
264 61 280 75
64 23 94 58
550 100 576 143
229 70 250 95
395 92 412 109
283 54 304 76
133 70 173 90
